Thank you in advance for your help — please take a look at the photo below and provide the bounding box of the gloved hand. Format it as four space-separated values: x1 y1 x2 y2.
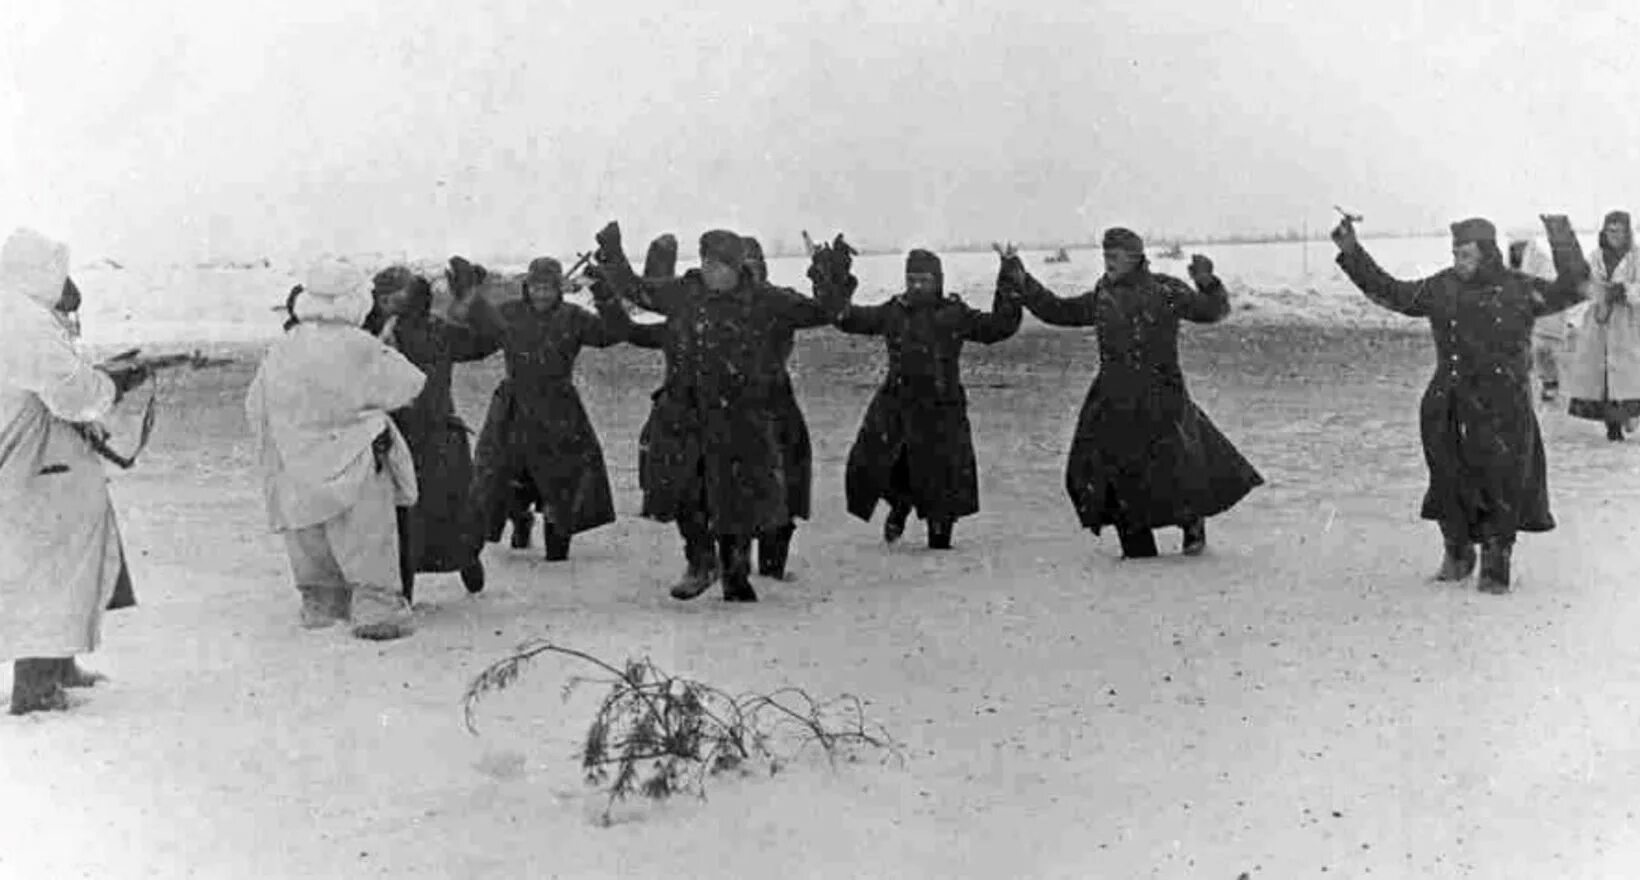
1330 217 1360 252
595 221 624 265
102 363 151 401
1188 254 1216 287
643 234 678 280
447 257 486 298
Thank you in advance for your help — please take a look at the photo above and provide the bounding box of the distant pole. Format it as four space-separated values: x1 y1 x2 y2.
1302 218 1309 277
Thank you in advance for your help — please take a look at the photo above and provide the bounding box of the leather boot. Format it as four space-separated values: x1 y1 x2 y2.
1180 519 1207 556
9 658 70 716
1607 420 1625 442
509 509 534 549
719 535 758 602
460 560 486 594
670 523 718 600
1477 536 1514 595
1117 526 1158 559
1433 541 1477 582
542 520 571 562
883 503 911 544
756 524 795 579
927 518 954 550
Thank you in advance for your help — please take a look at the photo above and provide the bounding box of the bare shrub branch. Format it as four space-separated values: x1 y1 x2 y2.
463 642 905 825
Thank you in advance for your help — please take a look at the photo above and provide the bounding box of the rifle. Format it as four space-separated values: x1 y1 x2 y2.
100 348 235 373
78 348 233 469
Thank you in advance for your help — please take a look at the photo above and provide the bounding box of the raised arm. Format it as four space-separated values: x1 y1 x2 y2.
1529 213 1592 318
1166 258 1232 324
1014 271 1099 326
443 294 505 362
1334 245 1435 318
625 318 668 350
961 288 1023 344
575 293 634 349
835 301 893 336
766 283 849 330
592 221 687 315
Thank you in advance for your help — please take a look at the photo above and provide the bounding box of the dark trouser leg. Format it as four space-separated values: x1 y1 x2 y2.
757 523 796 578
1434 519 1477 582
884 450 913 543
542 514 572 562
1117 525 1158 559
508 477 535 548
1607 420 1625 442
396 507 416 603
10 657 71 716
1477 533 1515 595
719 534 758 602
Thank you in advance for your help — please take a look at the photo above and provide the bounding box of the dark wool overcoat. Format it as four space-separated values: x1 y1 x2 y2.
836 290 1021 523
604 264 847 535
1338 245 1587 540
363 302 499 571
1015 266 1263 533
468 297 628 540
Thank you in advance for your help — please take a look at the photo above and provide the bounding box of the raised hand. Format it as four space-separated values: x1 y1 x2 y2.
992 241 1026 290
1329 217 1359 252
595 221 624 263
102 362 151 401
1188 254 1215 286
447 256 484 299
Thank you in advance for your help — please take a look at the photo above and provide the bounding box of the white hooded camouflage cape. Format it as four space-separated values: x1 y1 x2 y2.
0 229 127 660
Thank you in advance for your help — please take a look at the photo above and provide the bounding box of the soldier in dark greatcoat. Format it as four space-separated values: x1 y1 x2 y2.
590 223 855 602
466 256 630 561
1332 213 1588 594
836 248 1022 549
362 265 497 600
999 229 1264 559
742 235 824 579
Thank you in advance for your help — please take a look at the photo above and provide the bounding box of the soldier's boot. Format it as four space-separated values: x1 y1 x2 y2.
1181 518 1207 556
1117 526 1159 560
756 524 796 579
542 520 572 562
1607 420 1626 442
1477 537 1515 595
350 584 414 641
509 510 534 549
460 560 486 595
9 658 71 716
883 503 912 544
298 584 344 629
1433 541 1477 582
669 532 719 601
56 658 107 689
927 518 954 550
719 535 758 603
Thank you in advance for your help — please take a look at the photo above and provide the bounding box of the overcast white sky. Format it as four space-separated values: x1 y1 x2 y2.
2 0 1638 264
